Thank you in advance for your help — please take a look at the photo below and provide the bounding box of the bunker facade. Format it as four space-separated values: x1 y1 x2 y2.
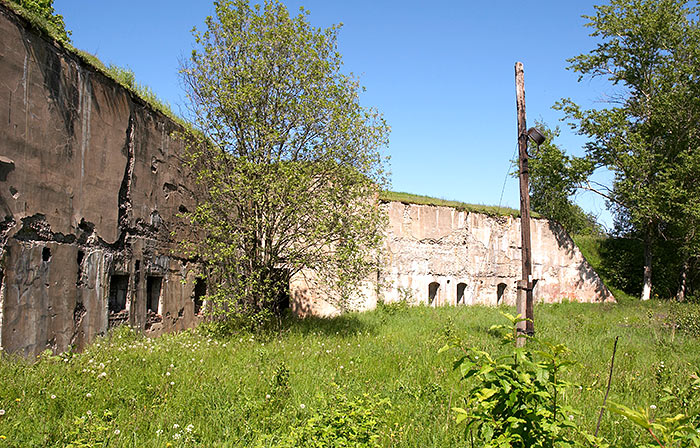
0 4 612 357
0 4 206 357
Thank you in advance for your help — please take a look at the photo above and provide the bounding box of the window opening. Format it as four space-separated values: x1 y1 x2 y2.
42 247 51 262
428 282 440 305
108 275 129 313
146 276 162 314
456 283 467 305
497 283 507 305
193 278 206 315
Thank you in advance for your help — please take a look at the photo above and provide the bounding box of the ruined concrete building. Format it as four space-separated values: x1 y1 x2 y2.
0 4 612 357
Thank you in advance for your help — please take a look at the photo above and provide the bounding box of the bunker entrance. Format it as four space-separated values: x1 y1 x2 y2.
457 282 467 305
428 282 440 305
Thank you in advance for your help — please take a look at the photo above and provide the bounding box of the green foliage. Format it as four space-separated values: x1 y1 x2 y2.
668 301 700 338
179 0 389 320
526 123 601 236
443 313 600 447
2 302 700 446
560 0 700 300
274 392 390 448
8 0 70 42
608 401 700 448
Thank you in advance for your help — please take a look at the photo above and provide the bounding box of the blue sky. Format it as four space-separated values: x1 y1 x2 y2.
53 0 617 229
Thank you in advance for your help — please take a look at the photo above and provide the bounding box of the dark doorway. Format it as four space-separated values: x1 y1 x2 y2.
457 282 467 305
193 278 206 315
146 276 162 313
428 282 440 305
108 275 129 313
497 283 507 305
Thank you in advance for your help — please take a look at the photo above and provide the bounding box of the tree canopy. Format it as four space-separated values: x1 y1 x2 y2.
180 0 389 320
557 0 700 300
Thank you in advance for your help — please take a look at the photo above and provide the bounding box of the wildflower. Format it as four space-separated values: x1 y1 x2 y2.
186 424 194 433
114 429 120 435
86 410 92 416
173 424 179 429
173 433 181 440
50 395 56 399
568 415 574 421
0 409 5 416
266 394 271 399
99 372 107 378
166 371 171 376
170 364 174 368
650 405 657 410
300 404 306 409
86 393 92 398
156 429 163 436
170 381 175 386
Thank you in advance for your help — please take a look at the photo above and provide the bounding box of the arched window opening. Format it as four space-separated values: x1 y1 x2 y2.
456 283 467 305
428 282 440 305
497 283 507 305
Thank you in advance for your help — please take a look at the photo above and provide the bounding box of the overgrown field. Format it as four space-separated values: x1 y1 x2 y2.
1 300 699 447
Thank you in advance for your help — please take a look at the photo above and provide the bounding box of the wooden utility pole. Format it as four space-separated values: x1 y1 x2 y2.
515 61 534 345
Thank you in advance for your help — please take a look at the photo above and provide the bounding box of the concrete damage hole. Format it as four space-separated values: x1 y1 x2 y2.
193 278 206 315
428 282 440 305
42 247 51 262
457 282 467 305
497 283 507 304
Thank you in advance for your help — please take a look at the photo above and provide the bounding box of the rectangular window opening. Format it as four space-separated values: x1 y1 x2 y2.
146 276 162 314
108 275 129 313
193 278 206 315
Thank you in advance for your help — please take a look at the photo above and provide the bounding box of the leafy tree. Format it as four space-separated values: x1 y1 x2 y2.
10 0 70 42
557 0 700 300
526 122 600 236
179 0 389 320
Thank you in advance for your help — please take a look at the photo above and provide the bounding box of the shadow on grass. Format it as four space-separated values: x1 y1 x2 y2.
281 312 379 338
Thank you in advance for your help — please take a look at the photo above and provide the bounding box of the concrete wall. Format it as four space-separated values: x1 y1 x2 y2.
291 202 614 317
0 4 206 356
0 3 614 356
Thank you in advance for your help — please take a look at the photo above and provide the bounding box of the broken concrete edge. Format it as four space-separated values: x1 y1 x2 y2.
0 1 187 127
378 190 541 219
290 202 615 319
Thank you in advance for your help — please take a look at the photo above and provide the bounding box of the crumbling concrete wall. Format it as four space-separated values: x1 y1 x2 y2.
0 4 206 357
291 202 614 317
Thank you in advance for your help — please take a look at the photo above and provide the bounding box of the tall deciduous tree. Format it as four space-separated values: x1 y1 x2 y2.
558 0 700 300
180 0 389 319
526 122 599 236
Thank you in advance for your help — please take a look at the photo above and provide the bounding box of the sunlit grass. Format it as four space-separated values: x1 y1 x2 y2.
1 300 698 447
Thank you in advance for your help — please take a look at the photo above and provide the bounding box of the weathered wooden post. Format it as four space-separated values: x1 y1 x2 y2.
515 62 534 346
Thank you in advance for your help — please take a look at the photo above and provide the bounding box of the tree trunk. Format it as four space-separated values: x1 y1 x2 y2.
676 258 688 302
641 236 652 301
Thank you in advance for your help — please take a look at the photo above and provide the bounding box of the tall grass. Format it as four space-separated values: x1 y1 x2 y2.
1 300 698 446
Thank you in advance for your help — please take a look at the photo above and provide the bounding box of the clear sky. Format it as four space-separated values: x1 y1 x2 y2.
53 0 618 229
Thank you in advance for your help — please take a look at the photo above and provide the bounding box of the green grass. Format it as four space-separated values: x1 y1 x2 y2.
1 301 698 447
380 191 541 218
